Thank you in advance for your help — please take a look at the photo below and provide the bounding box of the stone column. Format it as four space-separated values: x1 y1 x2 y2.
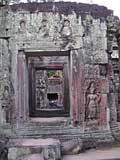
15 50 28 127
70 49 85 127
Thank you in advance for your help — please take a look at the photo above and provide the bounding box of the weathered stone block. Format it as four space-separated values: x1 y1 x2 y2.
0 138 8 160
61 139 83 155
8 147 31 160
42 145 61 160
8 138 61 160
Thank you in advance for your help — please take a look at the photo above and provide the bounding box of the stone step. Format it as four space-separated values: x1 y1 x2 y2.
15 130 113 139
14 127 82 137
13 131 113 144
16 128 112 135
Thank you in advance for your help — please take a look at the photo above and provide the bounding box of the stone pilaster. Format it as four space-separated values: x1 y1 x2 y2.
116 23 120 121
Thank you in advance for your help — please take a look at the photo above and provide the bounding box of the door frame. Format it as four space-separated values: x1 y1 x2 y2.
26 51 70 117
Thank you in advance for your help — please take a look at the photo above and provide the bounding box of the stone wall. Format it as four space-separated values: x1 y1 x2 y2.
0 2 119 139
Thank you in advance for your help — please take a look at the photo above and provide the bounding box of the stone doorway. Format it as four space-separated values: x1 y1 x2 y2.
16 49 83 126
27 53 70 118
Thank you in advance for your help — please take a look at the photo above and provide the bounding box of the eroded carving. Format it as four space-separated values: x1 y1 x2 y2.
60 19 72 38
17 19 32 41
99 64 107 77
0 138 8 160
84 65 99 79
18 19 26 34
1 81 13 123
0 67 13 124
85 81 100 121
107 16 116 52
83 15 93 36
59 19 75 49
36 70 47 109
38 19 50 38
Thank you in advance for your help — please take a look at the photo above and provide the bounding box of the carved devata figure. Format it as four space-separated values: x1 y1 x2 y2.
60 19 72 38
36 71 47 109
17 19 27 41
38 19 50 38
85 81 100 121
17 19 27 35
1 85 10 123
17 19 32 40
59 19 75 49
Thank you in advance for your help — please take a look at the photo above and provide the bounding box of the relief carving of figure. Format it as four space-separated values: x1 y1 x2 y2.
38 19 50 38
60 19 72 38
36 72 47 109
85 81 100 121
1 85 10 123
60 19 74 49
17 19 32 40
18 20 26 34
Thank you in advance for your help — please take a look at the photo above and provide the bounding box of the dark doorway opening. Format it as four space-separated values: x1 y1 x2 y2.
28 54 70 117
47 93 58 101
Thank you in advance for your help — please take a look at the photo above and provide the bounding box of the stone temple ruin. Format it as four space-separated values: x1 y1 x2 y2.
0 1 120 160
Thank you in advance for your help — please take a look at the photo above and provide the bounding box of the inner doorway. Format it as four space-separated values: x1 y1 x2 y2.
27 53 70 117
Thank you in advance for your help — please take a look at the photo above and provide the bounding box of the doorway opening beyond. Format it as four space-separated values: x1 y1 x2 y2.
26 51 70 118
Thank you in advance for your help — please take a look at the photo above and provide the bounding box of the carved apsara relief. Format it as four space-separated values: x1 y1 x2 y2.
0 39 14 124
85 81 100 121
1 79 14 124
35 70 48 109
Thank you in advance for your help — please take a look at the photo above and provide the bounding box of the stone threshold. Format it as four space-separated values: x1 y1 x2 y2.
29 117 69 123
